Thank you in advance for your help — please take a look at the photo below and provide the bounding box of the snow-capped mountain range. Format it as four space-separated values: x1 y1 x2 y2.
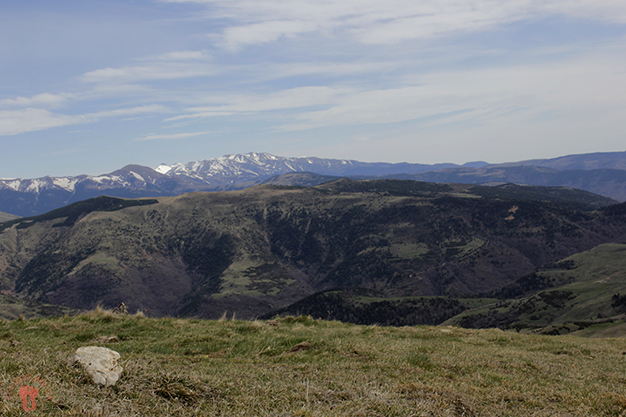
0 152 459 216
2 151 626 217
155 152 458 180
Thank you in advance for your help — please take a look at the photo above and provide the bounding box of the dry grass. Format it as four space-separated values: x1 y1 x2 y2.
1 312 626 416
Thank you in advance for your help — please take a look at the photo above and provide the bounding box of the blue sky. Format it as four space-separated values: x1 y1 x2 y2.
1 0 626 178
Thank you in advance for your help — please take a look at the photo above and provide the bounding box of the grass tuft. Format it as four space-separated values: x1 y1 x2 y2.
82 306 122 322
217 311 228 322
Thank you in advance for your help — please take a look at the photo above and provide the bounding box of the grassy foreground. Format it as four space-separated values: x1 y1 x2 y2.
2 310 626 416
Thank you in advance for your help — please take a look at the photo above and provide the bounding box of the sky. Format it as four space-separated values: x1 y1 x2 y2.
1 0 626 179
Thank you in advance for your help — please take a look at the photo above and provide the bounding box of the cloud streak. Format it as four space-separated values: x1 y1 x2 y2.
0 93 74 108
166 86 349 121
162 0 626 49
0 105 169 136
162 47 626 135
81 51 215 84
134 131 213 141
0 108 80 136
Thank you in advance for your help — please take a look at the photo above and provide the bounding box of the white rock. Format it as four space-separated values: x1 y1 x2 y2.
72 346 123 387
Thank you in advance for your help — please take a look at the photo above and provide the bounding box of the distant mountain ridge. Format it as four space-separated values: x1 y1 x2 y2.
155 152 458 184
395 166 626 202
491 151 626 171
0 153 459 216
1 151 625 216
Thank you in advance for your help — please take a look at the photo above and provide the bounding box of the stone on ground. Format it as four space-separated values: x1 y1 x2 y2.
72 346 123 387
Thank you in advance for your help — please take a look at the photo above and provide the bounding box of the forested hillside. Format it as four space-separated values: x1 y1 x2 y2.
1 179 624 322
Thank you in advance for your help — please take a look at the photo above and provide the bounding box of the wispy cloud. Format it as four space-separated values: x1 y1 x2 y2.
134 131 213 141
219 20 321 50
85 105 170 119
0 108 80 136
3 0 626 178
166 86 349 121
138 50 211 61
155 46 626 135
81 50 214 83
81 63 215 83
278 52 626 131
161 0 626 50
0 93 74 108
0 105 170 136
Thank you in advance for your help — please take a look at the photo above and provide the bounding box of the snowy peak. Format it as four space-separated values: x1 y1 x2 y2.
0 175 83 194
159 152 365 182
106 164 168 186
155 164 172 175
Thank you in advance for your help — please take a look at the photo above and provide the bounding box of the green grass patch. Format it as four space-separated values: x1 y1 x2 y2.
1 309 626 415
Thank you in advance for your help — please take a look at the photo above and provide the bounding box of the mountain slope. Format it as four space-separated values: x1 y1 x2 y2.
261 172 344 187
0 211 19 222
0 165 208 217
443 243 626 335
400 166 626 202
494 151 626 170
2 180 625 319
0 293 78 320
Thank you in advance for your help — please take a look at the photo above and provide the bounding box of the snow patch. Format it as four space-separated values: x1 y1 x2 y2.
90 175 125 185
2 180 21 191
129 171 145 182
53 177 78 192
155 164 172 175
26 179 47 193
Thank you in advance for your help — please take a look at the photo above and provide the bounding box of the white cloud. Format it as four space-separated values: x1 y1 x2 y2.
0 105 170 136
139 50 211 61
85 83 155 98
542 0 626 23
160 0 626 49
0 93 74 108
4 0 625 170
134 131 213 141
81 50 214 83
0 108 80 136
85 105 170 119
253 61 398 82
220 20 321 50
166 86 348 121
157 44 626 137
273 51 626 131
82 63 216 83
